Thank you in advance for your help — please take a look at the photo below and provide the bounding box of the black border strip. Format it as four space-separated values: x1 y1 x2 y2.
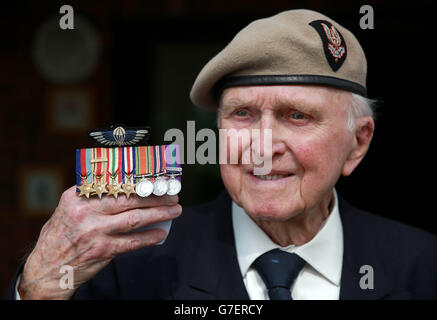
214 74 367 101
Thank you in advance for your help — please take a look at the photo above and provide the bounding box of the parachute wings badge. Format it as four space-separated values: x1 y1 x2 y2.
88 125 151 147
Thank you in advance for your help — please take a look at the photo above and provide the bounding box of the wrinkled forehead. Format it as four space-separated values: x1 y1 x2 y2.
218 85 351 113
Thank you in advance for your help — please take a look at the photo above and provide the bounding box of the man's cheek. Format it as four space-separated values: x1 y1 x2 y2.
219 132 235 164
219 129 251 165
296 139 347 187
293 142 319 168
220 164 243 202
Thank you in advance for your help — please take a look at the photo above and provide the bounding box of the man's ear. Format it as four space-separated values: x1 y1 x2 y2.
342 116 375 176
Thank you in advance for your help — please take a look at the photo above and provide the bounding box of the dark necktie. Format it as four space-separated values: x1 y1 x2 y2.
252 248 306 300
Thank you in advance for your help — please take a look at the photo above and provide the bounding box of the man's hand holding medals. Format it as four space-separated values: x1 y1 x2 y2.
17 126 183 299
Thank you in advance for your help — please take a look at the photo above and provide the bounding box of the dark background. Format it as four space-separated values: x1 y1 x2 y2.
0 0 434 295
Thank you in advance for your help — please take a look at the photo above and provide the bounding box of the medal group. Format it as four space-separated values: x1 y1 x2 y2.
76 144 182 199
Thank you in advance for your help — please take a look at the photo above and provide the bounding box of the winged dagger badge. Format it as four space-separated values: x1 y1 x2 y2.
309 20 347 72
321 23 345 63
88 125 151 147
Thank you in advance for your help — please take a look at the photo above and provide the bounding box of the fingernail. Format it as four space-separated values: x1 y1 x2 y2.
169 204 181 217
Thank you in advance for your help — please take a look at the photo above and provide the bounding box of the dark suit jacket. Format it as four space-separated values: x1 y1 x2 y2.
5 191 437 299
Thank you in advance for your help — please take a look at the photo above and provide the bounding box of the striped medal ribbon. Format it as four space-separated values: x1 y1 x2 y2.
121 146 136 198
76 148 94 198
106 147 123 198
91 147 108 198
135 146 154 197
151 145 168 196
165 144 182 196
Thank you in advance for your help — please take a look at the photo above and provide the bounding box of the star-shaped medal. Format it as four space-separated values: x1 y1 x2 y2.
93 179 108 199
78 181 95 198
107 180 123 199
122 179 136 198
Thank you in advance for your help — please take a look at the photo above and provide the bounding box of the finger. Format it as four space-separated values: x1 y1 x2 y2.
58 185 82 208
110 228 168 255
102 204 182 234
101 194 179 215
75 190 179 216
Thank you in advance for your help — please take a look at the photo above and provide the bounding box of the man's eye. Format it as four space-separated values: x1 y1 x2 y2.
235 109 249 117
289 112 307 120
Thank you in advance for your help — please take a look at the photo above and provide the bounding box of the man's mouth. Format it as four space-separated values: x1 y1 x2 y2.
254 174 292 181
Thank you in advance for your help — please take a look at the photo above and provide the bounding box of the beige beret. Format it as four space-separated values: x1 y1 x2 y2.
190 9 367 111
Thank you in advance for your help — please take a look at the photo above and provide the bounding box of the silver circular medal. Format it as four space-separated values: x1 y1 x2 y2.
153 177 168 196
135 179 153 198
167 178 181 196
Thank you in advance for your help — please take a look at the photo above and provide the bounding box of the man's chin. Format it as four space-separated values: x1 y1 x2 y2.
240 197 301 223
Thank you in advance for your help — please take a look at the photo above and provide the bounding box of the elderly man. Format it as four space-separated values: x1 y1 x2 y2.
5 9 437 300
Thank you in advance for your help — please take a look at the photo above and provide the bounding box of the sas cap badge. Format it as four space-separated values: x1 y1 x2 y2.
309 19 347 72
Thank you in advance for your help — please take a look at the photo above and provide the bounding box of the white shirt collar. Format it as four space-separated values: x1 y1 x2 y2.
232 189 343 286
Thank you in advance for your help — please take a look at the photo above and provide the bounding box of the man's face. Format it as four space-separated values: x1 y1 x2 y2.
218 85 370 222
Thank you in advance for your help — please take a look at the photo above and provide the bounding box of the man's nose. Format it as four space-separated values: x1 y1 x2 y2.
254 115 287 158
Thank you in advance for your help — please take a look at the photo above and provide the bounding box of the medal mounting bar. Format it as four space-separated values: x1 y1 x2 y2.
76 125 181 199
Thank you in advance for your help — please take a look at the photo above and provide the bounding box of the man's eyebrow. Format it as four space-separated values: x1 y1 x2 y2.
219 94 324 116
272 95 322 115
219 97 259 111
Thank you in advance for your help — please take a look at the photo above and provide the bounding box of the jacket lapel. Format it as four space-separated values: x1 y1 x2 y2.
338 196 400 299
173 191 249 299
